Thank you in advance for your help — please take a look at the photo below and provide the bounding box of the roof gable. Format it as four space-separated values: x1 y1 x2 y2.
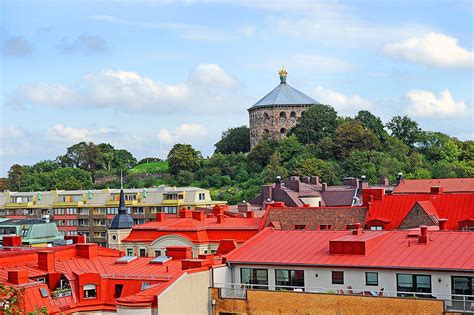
252 83 319 108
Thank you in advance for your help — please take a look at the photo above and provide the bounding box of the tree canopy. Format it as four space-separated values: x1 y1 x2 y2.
215 126 250 154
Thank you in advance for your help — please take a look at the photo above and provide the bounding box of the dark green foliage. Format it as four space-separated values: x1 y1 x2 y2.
215 126 251 154
386 115 423 148
293 104 339 145
167 143 202 175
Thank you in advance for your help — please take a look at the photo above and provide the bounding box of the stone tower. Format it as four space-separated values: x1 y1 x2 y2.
248 68 320 149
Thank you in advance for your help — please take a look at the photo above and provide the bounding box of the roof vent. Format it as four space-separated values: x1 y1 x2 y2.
418 226 429 244
150 256 171 264
116 256 137 264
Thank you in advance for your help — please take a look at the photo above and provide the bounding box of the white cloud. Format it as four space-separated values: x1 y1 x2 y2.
384 32 474 69
405 89 469 117
45 124 116 144
157 123 208 144
313 86 373 115
8 64 244 114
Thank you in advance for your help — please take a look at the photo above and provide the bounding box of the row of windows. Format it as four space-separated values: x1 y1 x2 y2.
56 219 78 226
239 269 472 297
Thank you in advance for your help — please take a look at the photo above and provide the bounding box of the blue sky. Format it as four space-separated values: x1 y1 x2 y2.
1 0 473 176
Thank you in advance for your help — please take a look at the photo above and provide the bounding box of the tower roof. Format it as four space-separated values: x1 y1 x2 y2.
250 68 320 109
109 189 134 230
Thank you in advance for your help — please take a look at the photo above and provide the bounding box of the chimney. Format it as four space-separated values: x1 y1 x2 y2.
192 211 205 222
343 177 358 187
217 214 225 224
179 208 192 218
379 176 389 186
310 176 320 185
3 236 22 247
8 270 28 285
261 185 273 203
301 176 311 184
246 211 255 219
166 246 192 260
64 235 87 244
396 172 404 185
438 218 448 231
430 186 444 195
76 243 98 259
156 212 166 222
418 226 429 244
237 202 250 213
38 251 56 272
213 205 226 217
322 183 327 191
352 223 363 235
275 176 282 189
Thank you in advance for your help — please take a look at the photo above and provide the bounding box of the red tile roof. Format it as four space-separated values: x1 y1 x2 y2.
365 193 474 230
225 228 474 271
394 178 474 194
122 216 262 244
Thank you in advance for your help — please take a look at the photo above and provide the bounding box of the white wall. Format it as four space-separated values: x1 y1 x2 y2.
116 307 155 315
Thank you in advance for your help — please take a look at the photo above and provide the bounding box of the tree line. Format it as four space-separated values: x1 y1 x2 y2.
3 106 473 205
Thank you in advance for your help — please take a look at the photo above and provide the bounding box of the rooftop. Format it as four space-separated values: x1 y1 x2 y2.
393 178 474 194
225 228 474 271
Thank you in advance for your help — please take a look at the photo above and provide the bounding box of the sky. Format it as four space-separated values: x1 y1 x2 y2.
0 0 473 176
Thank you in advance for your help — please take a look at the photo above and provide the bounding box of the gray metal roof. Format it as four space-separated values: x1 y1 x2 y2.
251 81 319 108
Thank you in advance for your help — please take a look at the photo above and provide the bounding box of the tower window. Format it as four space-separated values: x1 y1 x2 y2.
263 112 269 120
290 111 297 119
263 129 269 134
279 112 287 119
280 128 286 134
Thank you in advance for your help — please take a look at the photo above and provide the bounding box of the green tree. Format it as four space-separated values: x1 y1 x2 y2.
419 132 461 163
260 152 288 184
293 105 339 145
248 139 275 167
335 120 381 157
355 110 388 142
175 170 195 186
214 126 250 154
7 164 28 191
274 135 307 163
167 144 202 175
386 115 422 148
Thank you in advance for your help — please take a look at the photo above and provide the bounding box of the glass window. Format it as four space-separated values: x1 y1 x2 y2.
294 225 306 230
320 224 332 230
139 248 146 257
332 271 344 284
366 272 378 286
83 284 97 299
126 248 134 256
240 268 268 290
397 274 432 297
275 270 304 290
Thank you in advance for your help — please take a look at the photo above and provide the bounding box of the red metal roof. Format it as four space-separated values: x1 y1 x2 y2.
225 228 474 271
122 216 261 244
365 193 474 230
394 178 474 194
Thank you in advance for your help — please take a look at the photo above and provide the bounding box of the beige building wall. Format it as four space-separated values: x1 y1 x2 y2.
157 271 212 315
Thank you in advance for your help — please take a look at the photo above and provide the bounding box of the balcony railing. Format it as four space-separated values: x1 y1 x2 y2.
213 283 474 313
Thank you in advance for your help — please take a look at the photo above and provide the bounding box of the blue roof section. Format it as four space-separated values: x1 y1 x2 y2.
252 82 320 108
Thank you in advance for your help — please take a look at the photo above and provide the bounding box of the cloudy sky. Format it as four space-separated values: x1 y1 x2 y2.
1 0 473 176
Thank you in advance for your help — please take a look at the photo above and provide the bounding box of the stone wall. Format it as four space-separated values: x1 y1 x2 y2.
248 105 311 149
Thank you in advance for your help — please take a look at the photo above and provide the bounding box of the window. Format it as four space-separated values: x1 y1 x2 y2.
163 206 177 214
107 207 118 215
78 208 90 215
290 111 297 119
154 250 162 257
20 228 29 237
83 284 97 299
332 271 344 284
139 248 147 257
280 127 286 134
275 270 304 290
397 274 431 297
370 226 383 231
141 282 150 290
452 276 473 298
294 225 306 230
126 248 134 256
134 219 144 225
240 268 268 289
36 277 46 283
78 219 89 226
134 207 144 214
199 193 206 200
279 111 287 119
320 224 332 230
366 272 378 286
263 112 269 120
114 284 123 298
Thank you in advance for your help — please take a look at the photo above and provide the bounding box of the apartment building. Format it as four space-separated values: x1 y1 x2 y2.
213 227 474 313
0 187 224 246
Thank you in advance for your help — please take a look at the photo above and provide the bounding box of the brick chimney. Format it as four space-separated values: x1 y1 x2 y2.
418 226 429 244
217 214 225 224
322 183 327 191
179 208 192 218
192 211 205 222
310 176 320 185
379 176 389 186
438 218 448 231
76 243 98 259
8 270 28 285
38 251 56 272
3 236 22 247
213 205 225 217
156 212 166 222
237 202 250 213
166 246 192 260
430 186 444 195
246 211 255 219
261 185 273 203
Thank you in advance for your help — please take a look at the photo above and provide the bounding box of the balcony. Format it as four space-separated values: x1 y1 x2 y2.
5 202 34 209
53 201 83 207
213 283 474 313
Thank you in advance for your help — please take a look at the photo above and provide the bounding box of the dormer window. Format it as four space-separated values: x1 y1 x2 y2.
83 284 97 299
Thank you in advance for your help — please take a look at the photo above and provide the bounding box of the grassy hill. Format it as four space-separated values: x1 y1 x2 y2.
130 161 169 174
